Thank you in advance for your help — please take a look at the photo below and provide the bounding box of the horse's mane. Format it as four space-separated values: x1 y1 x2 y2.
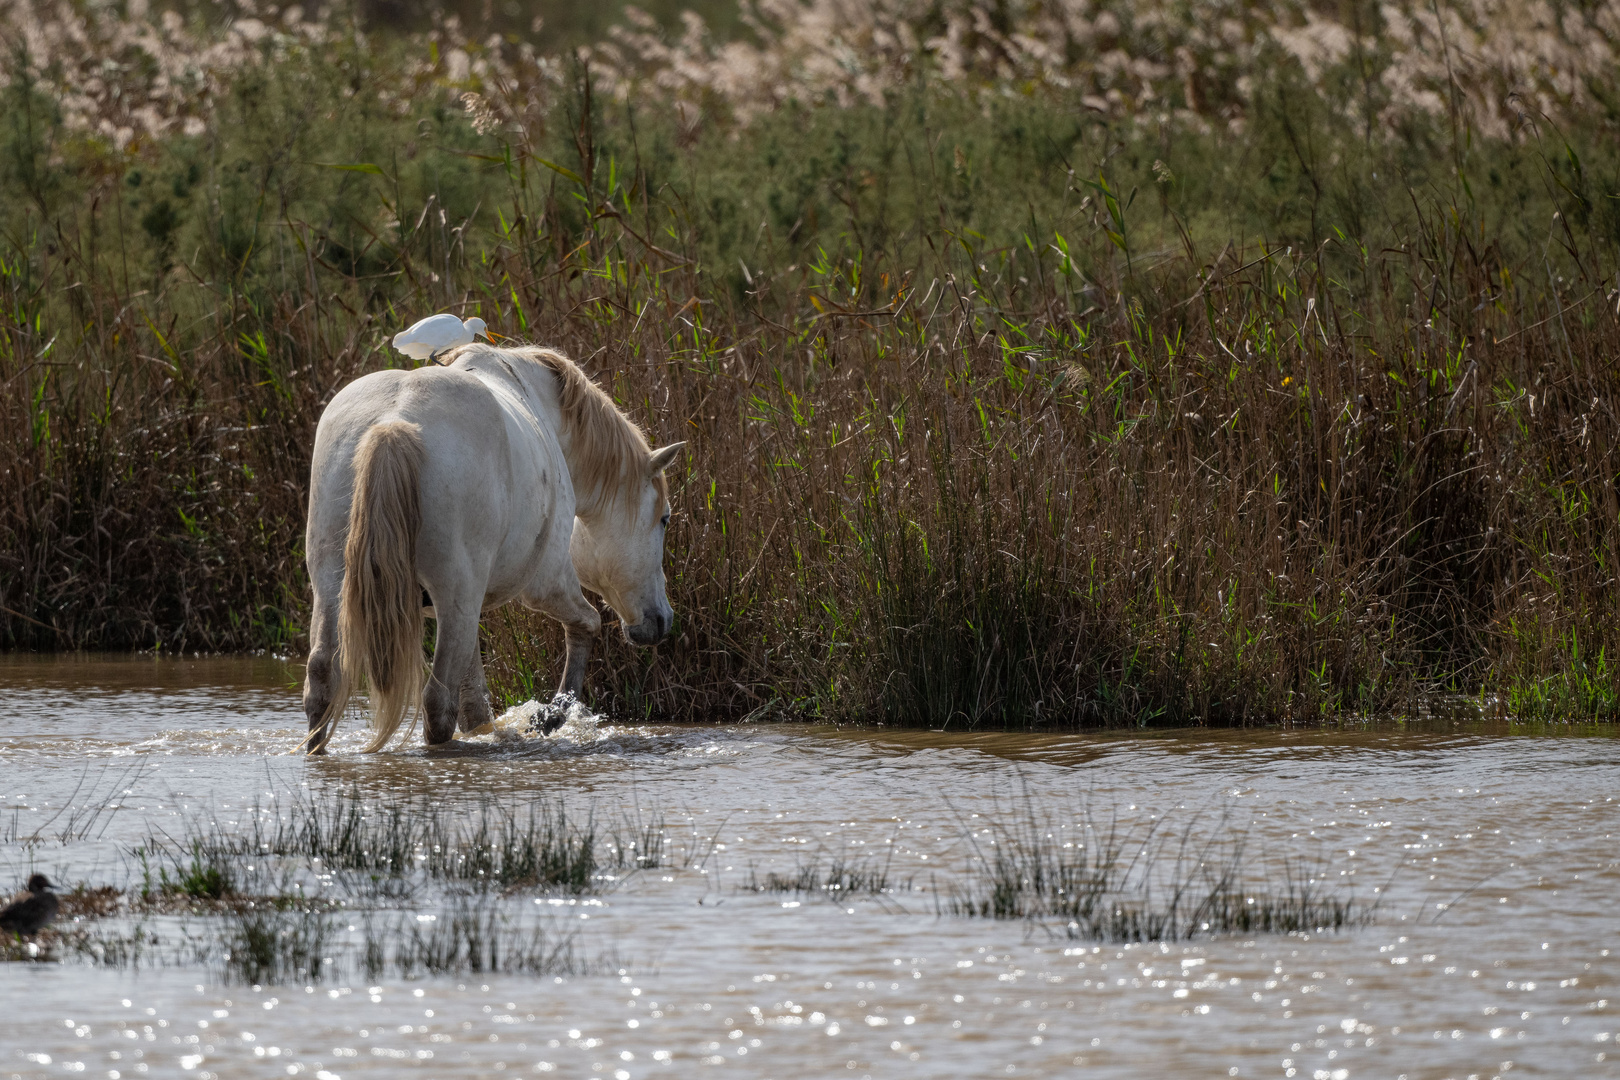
450 342 661 510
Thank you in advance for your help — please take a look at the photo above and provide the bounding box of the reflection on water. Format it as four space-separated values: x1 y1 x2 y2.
1 653 1616 1078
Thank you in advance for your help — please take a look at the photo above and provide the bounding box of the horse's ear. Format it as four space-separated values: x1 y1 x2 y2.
647 441 687 476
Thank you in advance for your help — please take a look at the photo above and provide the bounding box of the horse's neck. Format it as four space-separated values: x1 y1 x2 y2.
528 363 613 522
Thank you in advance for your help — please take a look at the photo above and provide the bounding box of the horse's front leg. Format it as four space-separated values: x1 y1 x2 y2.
560 617 597 697
522 584 602 699
458 646 494 734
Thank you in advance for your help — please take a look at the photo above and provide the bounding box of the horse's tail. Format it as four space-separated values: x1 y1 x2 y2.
338 420 426 753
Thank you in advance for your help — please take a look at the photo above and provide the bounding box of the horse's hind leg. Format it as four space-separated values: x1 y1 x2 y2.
302 589 345 754
458 648 494 733
425 587 492 735
423 597 482 746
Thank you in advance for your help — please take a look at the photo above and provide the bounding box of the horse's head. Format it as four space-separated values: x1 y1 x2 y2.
570 441 686 646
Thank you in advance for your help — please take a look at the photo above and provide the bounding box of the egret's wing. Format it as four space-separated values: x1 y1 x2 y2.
391 312 480 361
393 314 454 356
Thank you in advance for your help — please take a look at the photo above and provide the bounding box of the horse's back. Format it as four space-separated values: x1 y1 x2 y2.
308 364 566 604
314 365 512 498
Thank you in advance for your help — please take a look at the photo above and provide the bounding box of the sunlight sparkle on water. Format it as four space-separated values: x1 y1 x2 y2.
0 655 1615 1077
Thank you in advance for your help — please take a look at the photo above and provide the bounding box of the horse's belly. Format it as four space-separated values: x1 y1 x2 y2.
474 523 555 603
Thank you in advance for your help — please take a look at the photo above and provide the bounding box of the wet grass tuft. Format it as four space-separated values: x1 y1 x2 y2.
140 841 236 901
945 806 1372 942
166 787 661 895
31 905 614 984
1 785 665 981
442 804 599 892
361 902 605 980
222 907 337 985
74 925 167 969
41 903 613 984
744 852 907 899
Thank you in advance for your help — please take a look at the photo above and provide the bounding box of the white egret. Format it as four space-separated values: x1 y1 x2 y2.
391 313 490 362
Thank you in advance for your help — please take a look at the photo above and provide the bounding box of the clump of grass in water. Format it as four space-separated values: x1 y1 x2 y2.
452 804 597 891
743 851 906 899
221 907 336 985
195 787 657 894
6 924 169 969
243 789 435 878
609 811 665 873
944 806 1370 941
438 802 662 888
138 840 236 901
73 925 166 969
40 906 611 983
361 902 605 980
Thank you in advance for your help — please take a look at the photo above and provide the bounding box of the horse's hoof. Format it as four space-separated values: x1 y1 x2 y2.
525 714 568 737
524 695 575 737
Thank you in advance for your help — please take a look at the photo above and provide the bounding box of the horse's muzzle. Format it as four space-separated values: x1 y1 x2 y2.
625 606 671 646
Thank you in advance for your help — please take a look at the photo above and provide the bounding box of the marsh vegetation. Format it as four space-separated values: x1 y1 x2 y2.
743 851 905 900
3 785 662 979
5 779 1369 981
2 0 1617 726
943 804 1369 941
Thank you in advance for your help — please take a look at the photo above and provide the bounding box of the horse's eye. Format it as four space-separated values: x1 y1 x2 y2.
660 513 671 529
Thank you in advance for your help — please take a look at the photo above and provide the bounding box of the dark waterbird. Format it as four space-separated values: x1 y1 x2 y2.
0 874 60 936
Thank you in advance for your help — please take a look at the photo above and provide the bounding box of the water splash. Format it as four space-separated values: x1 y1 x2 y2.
483 694 607 745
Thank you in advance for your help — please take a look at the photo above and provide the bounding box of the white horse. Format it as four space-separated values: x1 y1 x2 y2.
301 344 684 753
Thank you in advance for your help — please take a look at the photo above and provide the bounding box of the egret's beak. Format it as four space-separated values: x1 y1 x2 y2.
483 330 504 341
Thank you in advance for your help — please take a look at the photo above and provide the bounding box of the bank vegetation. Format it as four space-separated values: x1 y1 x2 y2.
2 0 1617 725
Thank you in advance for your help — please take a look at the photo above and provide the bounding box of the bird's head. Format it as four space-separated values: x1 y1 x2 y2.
25 874 52 893
465 317 489 340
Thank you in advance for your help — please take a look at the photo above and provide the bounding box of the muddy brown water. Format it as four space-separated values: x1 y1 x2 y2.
1 654 1616 1079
